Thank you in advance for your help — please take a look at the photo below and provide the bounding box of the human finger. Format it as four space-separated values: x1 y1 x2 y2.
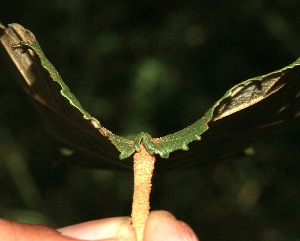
143 210 199 241
57 216 136 241
0 218 76 241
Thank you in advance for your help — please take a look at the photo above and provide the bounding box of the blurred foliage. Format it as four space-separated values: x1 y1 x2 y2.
0 0 299 240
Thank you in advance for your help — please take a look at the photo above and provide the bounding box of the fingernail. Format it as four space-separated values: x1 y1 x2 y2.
57 217 135 240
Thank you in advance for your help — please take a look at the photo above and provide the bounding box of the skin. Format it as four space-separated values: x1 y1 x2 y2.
0 210 199 241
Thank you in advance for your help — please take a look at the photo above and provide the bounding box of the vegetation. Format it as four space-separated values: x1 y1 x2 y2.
0 1 299 240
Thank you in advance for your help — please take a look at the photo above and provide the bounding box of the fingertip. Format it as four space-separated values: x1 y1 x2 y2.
147 210 176 220
144 210 199 241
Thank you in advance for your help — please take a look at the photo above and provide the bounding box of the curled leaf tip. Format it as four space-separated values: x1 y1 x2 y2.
11 40 35 55
11 42 27 54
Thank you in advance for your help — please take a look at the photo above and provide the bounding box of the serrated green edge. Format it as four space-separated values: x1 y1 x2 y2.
12 40 94 121
11 38 138 159
138 56 300 158
12 35 300 160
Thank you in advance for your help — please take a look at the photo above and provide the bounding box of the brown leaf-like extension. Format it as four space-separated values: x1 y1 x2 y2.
0 23 131 171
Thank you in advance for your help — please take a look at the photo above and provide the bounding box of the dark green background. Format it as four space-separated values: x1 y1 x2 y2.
0 1 299 240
